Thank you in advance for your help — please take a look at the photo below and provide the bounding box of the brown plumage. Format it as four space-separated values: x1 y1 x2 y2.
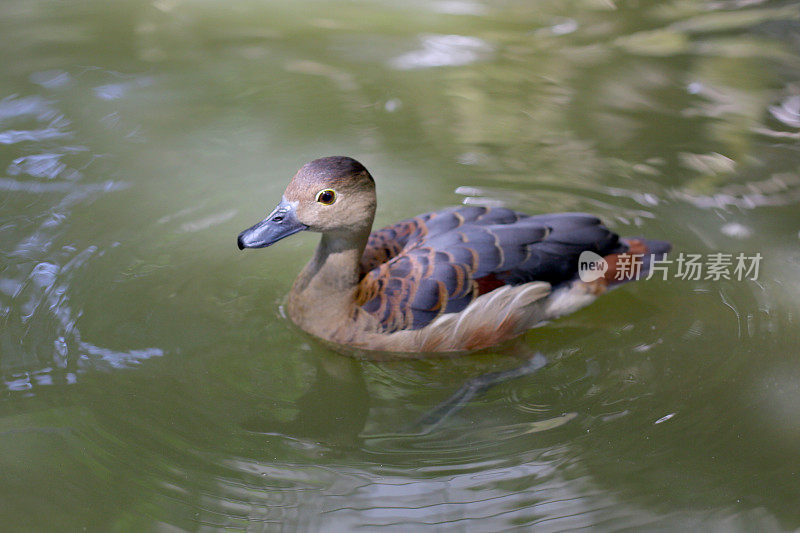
237 156 671 356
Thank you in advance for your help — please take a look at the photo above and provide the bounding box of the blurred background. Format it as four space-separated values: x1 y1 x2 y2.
1 0 800 530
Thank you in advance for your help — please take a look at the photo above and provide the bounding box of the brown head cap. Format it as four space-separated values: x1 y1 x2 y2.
285 156 376 233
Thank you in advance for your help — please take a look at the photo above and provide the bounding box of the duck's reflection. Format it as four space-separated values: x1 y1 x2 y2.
240 351 370 447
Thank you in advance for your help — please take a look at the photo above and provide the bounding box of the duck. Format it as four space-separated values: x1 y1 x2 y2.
237 156 670 356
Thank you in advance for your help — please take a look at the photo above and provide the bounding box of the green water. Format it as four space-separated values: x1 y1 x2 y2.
2 0 800 530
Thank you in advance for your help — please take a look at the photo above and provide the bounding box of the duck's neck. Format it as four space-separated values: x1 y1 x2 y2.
287 230 369 336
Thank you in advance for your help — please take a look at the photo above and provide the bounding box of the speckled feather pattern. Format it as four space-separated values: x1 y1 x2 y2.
355 206 622 334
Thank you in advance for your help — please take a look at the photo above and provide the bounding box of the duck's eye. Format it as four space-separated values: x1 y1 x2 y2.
315 189 337 205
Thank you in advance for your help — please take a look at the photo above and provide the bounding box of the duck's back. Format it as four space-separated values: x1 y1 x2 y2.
356 206 624 334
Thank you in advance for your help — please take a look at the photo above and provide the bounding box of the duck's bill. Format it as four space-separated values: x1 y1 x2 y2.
237 200 307 249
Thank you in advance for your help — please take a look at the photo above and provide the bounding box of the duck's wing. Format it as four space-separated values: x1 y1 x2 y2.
356 207 621 333
359 206 530 274
359 216 429 275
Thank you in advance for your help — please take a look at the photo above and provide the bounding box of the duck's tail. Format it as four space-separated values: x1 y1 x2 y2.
605 237 672 285
544 237 672 319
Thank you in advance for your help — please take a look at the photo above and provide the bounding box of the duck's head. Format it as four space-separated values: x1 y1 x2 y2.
237 156 376 249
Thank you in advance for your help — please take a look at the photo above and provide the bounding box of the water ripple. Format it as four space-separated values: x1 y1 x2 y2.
0 78 161 391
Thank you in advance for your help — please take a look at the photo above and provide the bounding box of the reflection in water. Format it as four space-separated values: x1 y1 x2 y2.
770 94 800 128
672 172 800 209
390 34 494 70
414 352 548 433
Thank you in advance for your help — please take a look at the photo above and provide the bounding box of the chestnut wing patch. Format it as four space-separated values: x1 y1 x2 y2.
357 207 621 332
358 206 524 275
359 216 429 275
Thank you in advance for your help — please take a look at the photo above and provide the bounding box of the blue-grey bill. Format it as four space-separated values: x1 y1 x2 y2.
237 200 307 249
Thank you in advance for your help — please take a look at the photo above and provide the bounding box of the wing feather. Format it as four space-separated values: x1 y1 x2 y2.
356 206 621 332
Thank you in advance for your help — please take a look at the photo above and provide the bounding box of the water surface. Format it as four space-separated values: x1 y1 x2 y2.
2 0 800 530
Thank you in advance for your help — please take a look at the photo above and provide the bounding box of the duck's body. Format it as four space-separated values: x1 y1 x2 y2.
238 157 670 356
